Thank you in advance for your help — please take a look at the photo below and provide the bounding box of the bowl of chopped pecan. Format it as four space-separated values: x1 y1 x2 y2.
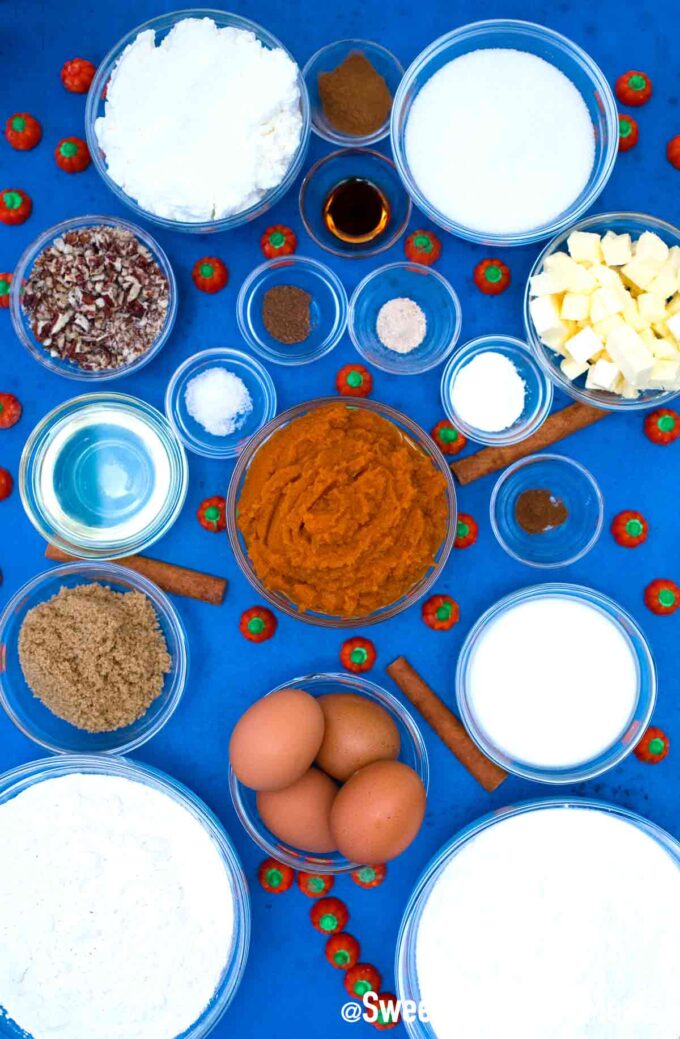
10 215 177 380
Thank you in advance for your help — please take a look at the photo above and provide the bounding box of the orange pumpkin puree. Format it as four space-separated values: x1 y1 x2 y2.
237 403 449 617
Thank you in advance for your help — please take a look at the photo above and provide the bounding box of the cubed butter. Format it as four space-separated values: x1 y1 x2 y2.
529 271 566 296
544 251 596 292
590 286 625 323
561 292 590 321
601 231 633 267
666 311 680 342
621 258 658 292
565 326 603 364
567 231 603 265
669 246 680 272
637 292 668 324
647 263 679 301
592 314 627 341
621 297 649 334
647 359 680 390
613 375 640 399
560 355 589 380
634 231 669 269
605 324 654 386
586 358 620 392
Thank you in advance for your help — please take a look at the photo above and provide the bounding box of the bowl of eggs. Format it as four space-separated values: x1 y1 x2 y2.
228 672 429 873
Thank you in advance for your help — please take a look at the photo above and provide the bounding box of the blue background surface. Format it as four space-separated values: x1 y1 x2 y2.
1 2 679 1036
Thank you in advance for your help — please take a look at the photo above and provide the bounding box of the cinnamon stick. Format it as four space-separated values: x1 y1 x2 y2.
44 544 227 606
387 656 507 793
451 402 609 485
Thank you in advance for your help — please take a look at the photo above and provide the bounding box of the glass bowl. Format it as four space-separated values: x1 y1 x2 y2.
455 583 656 784
9 215 177 382
165 348 277 459
229 672 429 873
236 255 348 366
348 262 462 375
390 19 618 246
524 212 680 411
395 798 680 1039
0 562 188 755
299 148 411 258
303 39 403 147
226 397 457 627
0 754 249 1038
440 335 553 446
19 393 188 561
85 9 311 234
490 453 604 567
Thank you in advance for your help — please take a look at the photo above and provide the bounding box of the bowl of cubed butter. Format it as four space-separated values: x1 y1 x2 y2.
524 213 680 410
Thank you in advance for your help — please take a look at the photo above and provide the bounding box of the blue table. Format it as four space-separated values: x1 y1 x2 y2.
1 2 678 1036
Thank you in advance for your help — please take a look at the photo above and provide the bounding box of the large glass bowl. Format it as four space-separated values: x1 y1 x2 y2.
229 672 429 873
0 562 189 755
524 212 680 411
85 9 311 233
0 754 250 1039
226 397 457 627
390 19 618 246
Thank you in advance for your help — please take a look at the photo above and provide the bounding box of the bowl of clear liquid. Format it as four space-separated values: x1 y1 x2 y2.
19 393 188 560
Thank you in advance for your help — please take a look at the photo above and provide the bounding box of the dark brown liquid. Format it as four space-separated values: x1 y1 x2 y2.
322 177 390 244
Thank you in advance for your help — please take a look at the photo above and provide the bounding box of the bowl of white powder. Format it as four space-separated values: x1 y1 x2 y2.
396 800 680 1039
390 20 618 245
87 11 310 231
0 754 250 1039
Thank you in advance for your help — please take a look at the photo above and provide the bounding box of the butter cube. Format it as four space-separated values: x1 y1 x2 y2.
621 258 658 291
666 293 680 317
567 231 603 265
641 329 674 360
634 231 669 269
593 314 627 341
529 295 570 343
666 311 680 342
613 375 640 399
621 297 649 333
590 263 626 291
637 292 667 324
530 271 566 296
560 355 589 381
601 231 633 267
647 262 679 301
544 251 596 292
590 287 625 323
606 324 654 386
565 326 603 364
561 292 590 321
668 246 680 272
647 359 680 390
586 358 620 392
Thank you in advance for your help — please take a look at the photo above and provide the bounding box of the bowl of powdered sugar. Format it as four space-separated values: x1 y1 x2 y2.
87 11 311 232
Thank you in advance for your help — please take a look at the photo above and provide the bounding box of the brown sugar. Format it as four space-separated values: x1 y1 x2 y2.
318 51 392 137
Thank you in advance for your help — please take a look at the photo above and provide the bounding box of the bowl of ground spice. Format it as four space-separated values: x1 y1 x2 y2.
304 39 403 147
236 256 348 366
11 215 176 381
0 562 188 753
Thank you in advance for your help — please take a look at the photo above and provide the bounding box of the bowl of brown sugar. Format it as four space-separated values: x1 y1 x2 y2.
0 561 188 754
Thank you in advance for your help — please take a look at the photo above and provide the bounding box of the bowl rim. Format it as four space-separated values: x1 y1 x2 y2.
489 452 604 568
298 146 412 259
524 210 680 411
303 38 404 147
454 582 657 783
440 334 554 446
226 396 457 627
0 752 250 1037
235 254 349 366
9 214 178 382
348 260 463 375
164 346 278 458
0 561 189 755
389 17 619 247
85 7 311 233
228 671 430 873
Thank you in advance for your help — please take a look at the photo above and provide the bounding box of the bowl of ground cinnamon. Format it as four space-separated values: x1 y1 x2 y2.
0 561 188 754
304 40 403 146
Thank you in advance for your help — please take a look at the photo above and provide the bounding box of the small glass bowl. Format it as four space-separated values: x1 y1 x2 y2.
303 39 403 147
236 256 348 366
165 348 277 459
299 148 411 259
229 672 429 874
490 454 604 567
390 19 618 246
440 335 553 446
0 754 250 1037
227 397 457 627
85 9 311 233
525 212 680 412
455 583 656 784
396 798 680 1039
348 262 462 375
0 562 189 755
20 393 188 561
9 215 177 382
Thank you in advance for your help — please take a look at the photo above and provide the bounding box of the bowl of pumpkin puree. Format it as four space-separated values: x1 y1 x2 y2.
227 398 457 626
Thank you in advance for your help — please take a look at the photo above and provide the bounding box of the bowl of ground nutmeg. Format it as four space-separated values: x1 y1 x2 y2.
0 562 188 754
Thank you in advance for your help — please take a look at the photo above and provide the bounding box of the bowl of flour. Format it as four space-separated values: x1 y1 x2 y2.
87 11 310 231
0 755 250 1039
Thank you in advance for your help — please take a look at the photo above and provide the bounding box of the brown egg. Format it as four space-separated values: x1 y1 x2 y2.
229 688 325 791
329 760 426 863
257 767 338 853
315 693 400 781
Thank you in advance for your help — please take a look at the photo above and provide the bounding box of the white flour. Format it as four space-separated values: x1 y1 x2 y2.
96 18 303 222
0 773 235 1039
416 807 680 1039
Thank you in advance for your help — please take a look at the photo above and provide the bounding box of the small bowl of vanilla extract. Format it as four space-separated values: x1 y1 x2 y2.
299 148 411 258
